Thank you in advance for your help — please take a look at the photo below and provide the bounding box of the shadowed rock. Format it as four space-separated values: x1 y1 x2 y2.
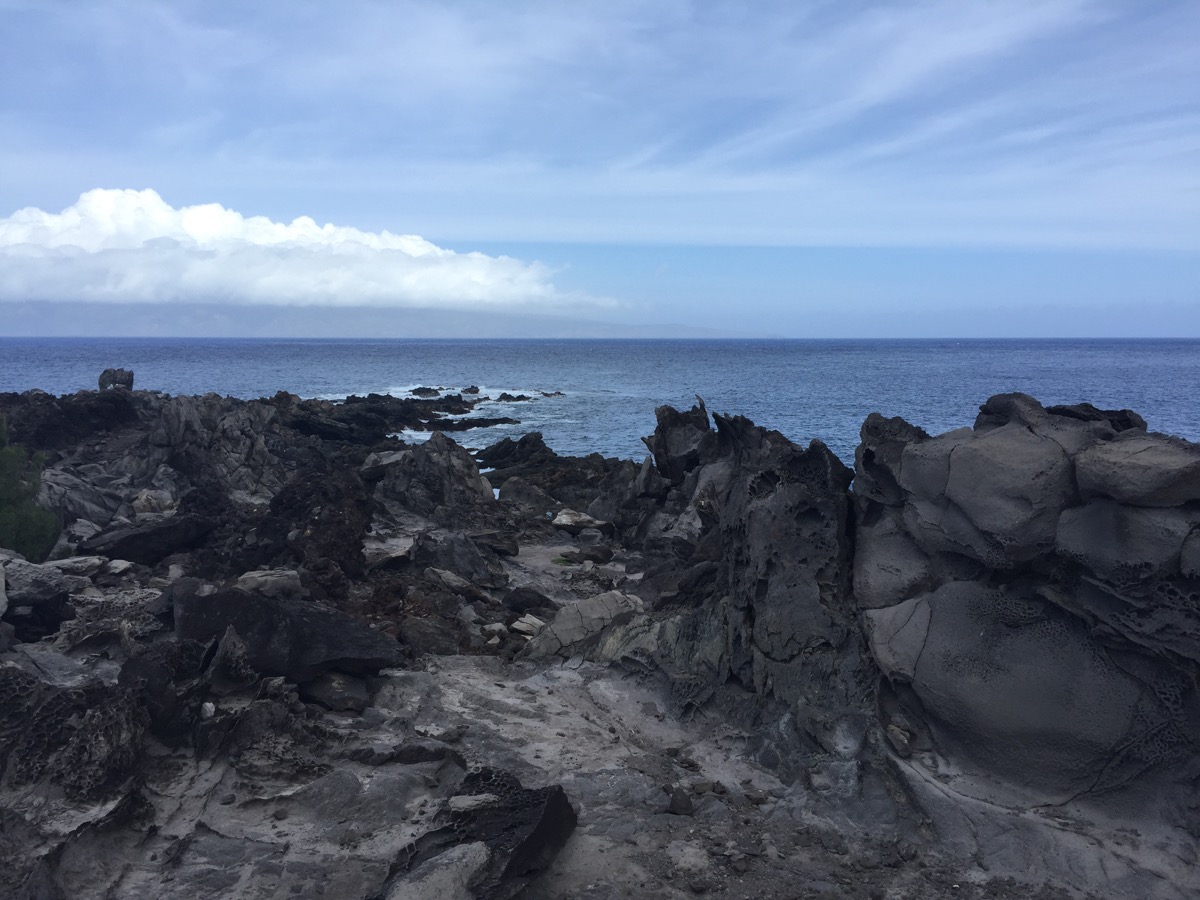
172 581 403 681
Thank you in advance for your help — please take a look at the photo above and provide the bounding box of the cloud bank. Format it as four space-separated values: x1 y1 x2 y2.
0 189 575 308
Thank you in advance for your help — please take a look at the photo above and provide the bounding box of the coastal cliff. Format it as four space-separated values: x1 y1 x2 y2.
0 385 1196 899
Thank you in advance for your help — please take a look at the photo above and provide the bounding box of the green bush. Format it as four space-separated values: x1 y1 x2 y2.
0 416 60 561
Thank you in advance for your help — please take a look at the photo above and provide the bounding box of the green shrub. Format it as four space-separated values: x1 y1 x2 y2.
0 416 60 561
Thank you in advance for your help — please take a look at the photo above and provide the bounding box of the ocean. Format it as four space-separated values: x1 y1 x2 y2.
1 338 1197 463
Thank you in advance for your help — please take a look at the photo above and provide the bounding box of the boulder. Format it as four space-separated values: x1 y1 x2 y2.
407 531 507 589
235 568 306 601
80 515 216 566
98 368 134 391
854 392 1200 897
2 558 68 609
1076 432 1200 506
172 582 403 681
550 509 613 537
525 591 642 658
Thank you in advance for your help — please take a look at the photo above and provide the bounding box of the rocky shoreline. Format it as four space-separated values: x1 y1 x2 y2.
0 383 1197 899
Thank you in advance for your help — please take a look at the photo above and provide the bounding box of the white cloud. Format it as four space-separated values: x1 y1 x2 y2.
0 188 583 308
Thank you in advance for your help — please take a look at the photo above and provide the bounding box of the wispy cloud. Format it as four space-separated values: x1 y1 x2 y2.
0 189 591 308
0 1 1197 249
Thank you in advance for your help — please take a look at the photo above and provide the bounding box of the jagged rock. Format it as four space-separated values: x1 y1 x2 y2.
0 387 138 450
42 556 107 578
470 531 519 558
559 545 613 565
552 401 867 809
173 582 403 681
375 433 493 518
80 514 215 566
478 432 622 513
399 767 577 899
642 399 714 484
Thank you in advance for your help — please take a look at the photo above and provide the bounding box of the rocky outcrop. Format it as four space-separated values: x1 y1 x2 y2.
854 393 1200 896
584 403 867 787
2 382 1199 898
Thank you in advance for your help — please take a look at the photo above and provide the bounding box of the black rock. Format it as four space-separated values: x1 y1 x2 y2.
81 515 216 566
172 582 403 682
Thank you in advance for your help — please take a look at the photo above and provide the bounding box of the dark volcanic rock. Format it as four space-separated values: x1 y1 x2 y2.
80 514 216 565
400 767 578 899
854 392 1200 897
590 401 861 770
173 581 403 681
98 368 134 391
373 433 494 520
0 388 139 451
407 531 508 589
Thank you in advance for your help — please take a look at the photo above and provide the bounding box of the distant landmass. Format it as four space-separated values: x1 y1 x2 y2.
0 301 739 339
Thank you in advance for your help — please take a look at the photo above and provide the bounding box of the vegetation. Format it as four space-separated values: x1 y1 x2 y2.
0 416 60 561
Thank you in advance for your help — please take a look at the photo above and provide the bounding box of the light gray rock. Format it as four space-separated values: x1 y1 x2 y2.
525 591 642 658
550 508 613 537
43 556 108 578
388 841 490 900
235 568 305 601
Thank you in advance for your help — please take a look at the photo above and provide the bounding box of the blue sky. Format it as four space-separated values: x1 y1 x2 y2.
0 0 1197 336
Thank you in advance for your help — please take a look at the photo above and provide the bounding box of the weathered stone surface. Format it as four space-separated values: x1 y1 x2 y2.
1076 431 1200 506
1 558 68 607
855 392 1200 898
525 591 642 658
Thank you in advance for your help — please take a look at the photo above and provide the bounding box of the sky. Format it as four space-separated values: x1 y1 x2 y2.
0 0 1197 337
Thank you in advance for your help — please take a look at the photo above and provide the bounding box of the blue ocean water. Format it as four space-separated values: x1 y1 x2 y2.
1 338 1197 462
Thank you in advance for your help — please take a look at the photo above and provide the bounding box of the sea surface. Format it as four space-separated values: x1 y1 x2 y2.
2 338 1197 463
